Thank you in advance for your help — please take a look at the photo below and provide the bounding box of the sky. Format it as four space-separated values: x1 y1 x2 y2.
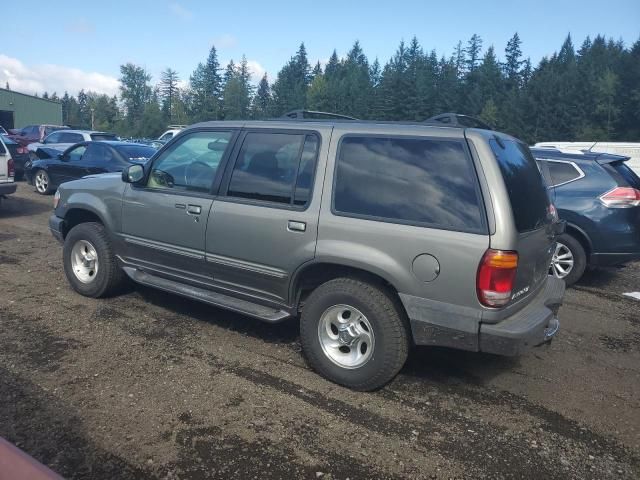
1 0 638 98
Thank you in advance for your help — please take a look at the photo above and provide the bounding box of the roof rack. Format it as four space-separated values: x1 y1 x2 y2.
280 110 358 121
425 113 492 130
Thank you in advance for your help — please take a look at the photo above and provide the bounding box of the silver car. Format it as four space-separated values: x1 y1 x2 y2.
49 116 565 390
27 130 119 159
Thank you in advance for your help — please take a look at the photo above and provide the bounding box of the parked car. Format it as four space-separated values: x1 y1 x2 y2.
535 142 640 176
8 124 69 146
532 147 640 285
48 112 565 390
26 141 156 195
157 125 186 142
27 130 119 159
1 135 29 180
0 135 17 203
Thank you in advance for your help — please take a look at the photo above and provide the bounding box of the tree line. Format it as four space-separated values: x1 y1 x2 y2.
46 33 640 143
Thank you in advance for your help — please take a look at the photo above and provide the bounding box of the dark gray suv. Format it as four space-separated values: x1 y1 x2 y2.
49 118 565 390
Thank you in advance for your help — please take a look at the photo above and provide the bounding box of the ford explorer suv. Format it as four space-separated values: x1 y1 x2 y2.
49 113 565 390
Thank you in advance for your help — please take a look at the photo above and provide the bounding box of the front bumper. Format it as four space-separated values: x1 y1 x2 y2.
49 214 65 243
0 182 17 195
401 276 564 356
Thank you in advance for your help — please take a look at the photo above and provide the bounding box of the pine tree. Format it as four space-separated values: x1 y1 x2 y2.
504 33 523 90
272 43 311 115
119 63 152 132
252 74 272 119
466 34 483 72
159 68 180 122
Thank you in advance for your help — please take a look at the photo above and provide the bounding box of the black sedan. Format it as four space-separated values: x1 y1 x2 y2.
26 141 157 194
1 134 29 180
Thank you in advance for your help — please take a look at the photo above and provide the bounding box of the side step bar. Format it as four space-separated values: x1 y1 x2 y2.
123 267 291 323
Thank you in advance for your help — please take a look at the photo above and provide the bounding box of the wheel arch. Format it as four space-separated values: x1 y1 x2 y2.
563 222 592 257
61 207 106 239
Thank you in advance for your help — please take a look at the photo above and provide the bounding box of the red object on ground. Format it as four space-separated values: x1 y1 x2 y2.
0 437 63 480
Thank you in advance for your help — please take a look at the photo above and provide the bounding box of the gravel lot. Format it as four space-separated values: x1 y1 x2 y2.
1 184 639 479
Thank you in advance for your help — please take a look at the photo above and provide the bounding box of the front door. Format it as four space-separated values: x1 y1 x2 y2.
120 129 236 280
49 144 88 185
205 128 328 304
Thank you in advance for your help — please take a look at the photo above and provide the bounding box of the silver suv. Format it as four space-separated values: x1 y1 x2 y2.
49 116 565 390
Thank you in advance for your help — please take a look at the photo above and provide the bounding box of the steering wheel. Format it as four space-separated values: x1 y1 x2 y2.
184 161 213 188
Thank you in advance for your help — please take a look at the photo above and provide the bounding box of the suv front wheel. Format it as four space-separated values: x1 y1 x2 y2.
300 277 410 391
63 222 127 298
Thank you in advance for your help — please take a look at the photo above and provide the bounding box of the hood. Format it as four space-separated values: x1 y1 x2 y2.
81 172 123 180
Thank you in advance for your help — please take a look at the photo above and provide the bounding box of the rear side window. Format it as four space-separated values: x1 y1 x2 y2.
227 132 318 207
490 139 550 232
544 160 583 186
333 136 485 232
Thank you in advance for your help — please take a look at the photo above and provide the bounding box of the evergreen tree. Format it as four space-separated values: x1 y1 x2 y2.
466 34 483 72
503 33 523 90
252 74 273 119
119 63 152 133
159 68 180 122
272 43 311 115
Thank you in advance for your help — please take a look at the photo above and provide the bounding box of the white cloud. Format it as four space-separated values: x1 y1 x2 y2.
213 34 238 49
246 60 266 83
0 54 119 97
169 2 193 21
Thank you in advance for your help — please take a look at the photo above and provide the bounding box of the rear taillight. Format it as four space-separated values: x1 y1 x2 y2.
16 146 28 154
7 158 15 178
599 187 640 208
477 249 519 308
548 203 559 222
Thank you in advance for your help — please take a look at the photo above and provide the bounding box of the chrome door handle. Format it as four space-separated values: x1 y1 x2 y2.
187 204 201 215
287 220 306 232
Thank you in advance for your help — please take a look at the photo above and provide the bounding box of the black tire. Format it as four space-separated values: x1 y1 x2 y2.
33 169 52 195
63 222 127 298
553 233 587 287
300 277 410 391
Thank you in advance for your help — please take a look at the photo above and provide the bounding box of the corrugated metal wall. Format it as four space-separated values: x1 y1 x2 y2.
0 88 63 129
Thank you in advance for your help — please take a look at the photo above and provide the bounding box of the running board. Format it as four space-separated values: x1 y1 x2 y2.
122 267 291 323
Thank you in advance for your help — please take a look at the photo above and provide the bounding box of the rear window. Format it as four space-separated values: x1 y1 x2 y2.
333 136 485 232
91 133 119 141
116 145 157 161
605 161 640 189
490 138 550 232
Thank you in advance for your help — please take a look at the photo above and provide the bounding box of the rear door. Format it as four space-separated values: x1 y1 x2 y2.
204 128 326 303
488 138 555 302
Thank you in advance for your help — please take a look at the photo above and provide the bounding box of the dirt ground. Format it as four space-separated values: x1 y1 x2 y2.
0 183 639 479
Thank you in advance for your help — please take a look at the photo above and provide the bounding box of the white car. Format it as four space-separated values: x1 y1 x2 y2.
157 125 186 142
0 135 17 203
27 130 119 158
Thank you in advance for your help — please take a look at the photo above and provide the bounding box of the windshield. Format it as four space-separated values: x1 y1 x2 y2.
1 135 17 145
490 138 551 232
116 145 157 161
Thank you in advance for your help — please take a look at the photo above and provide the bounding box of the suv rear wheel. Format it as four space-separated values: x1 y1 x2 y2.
63 222 127 298
550 233 587 286
300 277 410 391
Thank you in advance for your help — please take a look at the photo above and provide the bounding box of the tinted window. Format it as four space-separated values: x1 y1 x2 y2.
66 145 86 162
148 131 232 192
293 136 319 205
546 161 582 186
334 136 484 231
0 141 6 155
605 161 640 189
228 132 314 206
490 139 550 232
81 144 109 164
60 133 84 143
90 133 118 141
116 145 156 161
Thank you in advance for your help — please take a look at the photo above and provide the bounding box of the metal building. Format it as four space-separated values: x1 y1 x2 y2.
0 88 63 130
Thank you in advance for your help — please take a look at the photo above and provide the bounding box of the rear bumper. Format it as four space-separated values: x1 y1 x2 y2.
479 276 564 356
49 214 65 243
402 276 564 356
0 182 17 195
590 252 640 266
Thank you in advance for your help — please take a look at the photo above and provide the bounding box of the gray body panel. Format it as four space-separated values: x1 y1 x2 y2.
51 120 564 356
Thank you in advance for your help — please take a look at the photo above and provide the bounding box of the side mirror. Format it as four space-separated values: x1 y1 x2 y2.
122 164 145 184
